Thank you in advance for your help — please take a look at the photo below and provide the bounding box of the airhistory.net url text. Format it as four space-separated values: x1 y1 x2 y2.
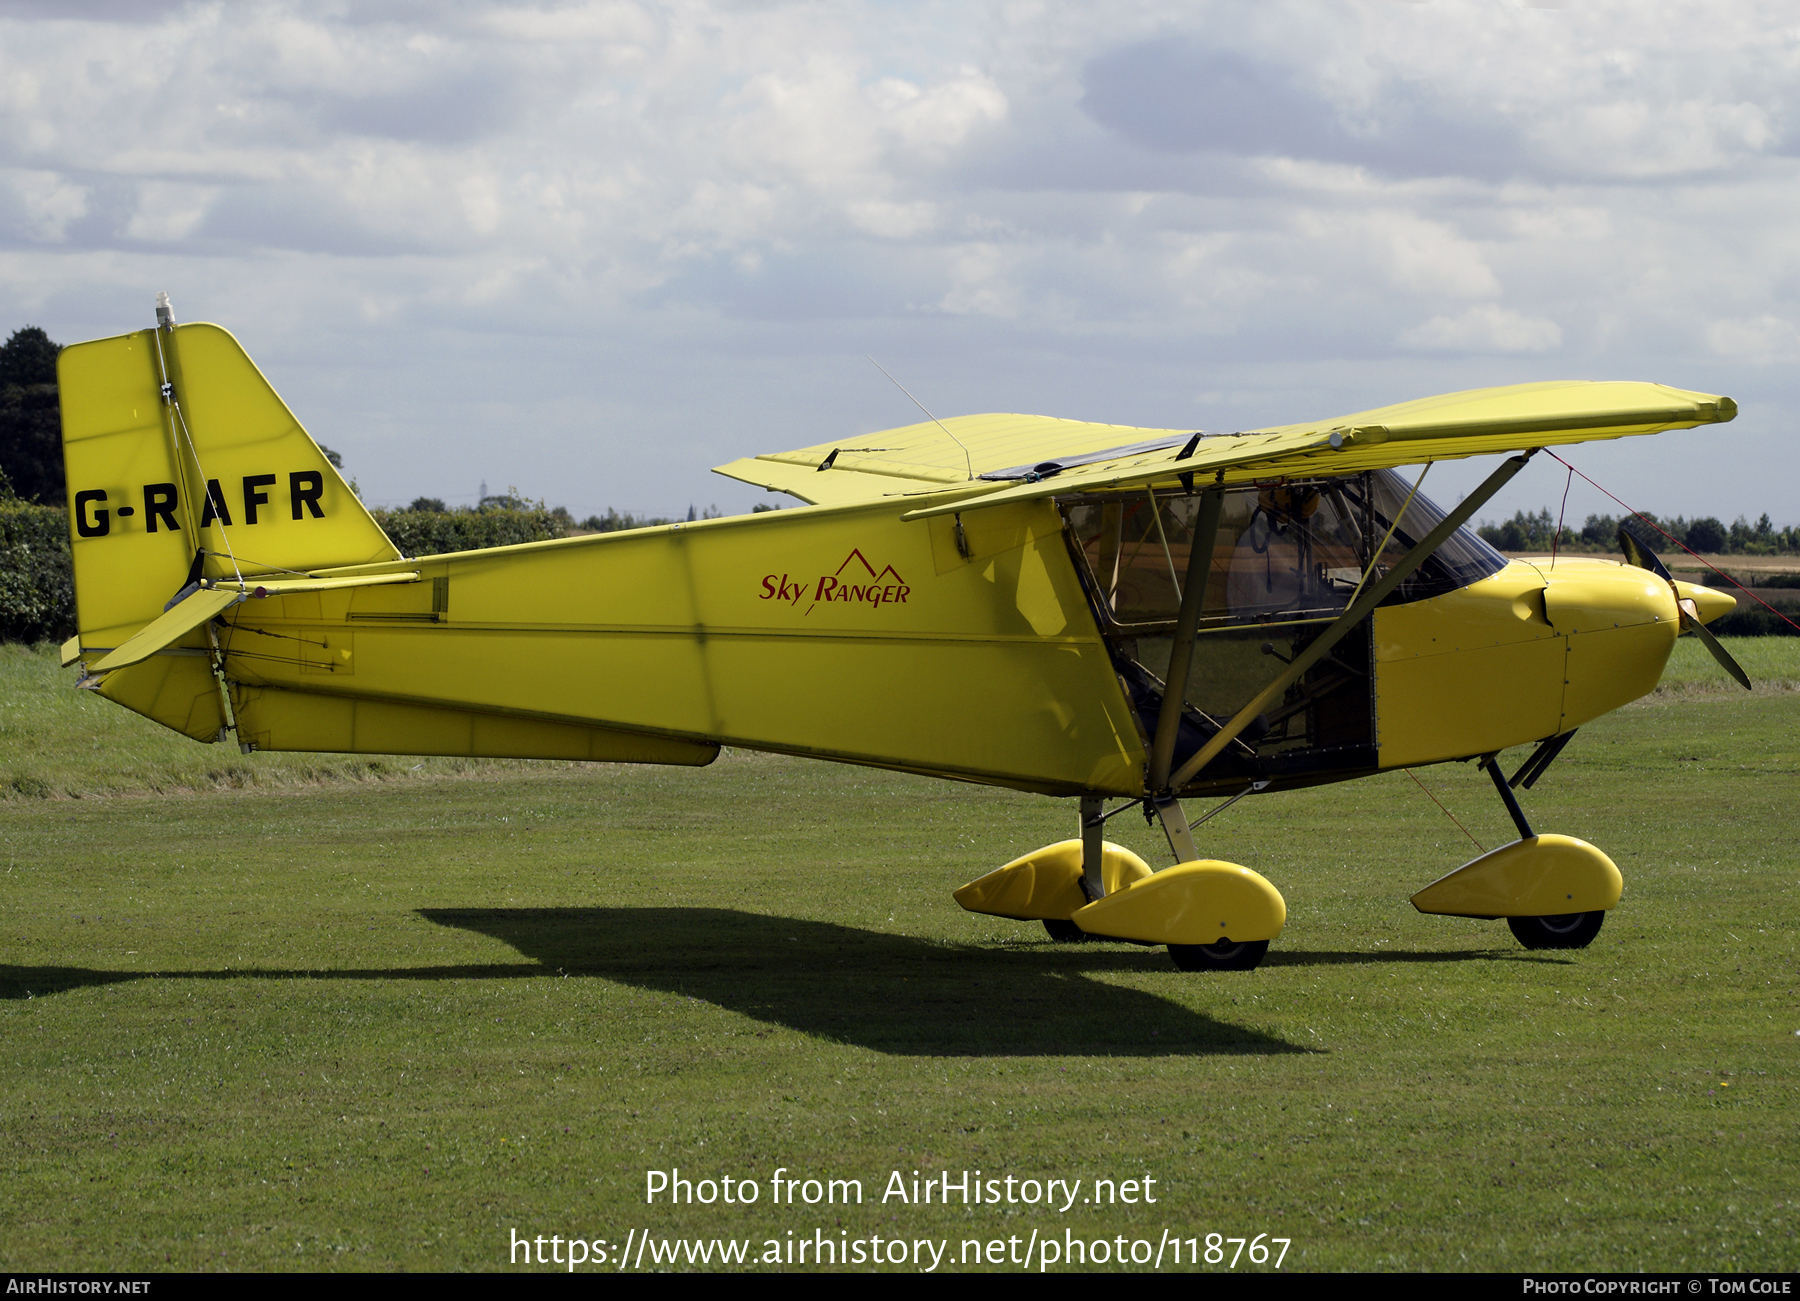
509 1226 1291 1271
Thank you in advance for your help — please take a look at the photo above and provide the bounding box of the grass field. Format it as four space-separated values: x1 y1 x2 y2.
1 640 1796 1272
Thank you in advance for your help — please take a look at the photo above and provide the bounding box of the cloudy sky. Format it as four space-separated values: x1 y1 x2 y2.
2 0 1796 528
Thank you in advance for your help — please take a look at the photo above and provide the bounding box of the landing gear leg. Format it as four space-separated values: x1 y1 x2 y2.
1044 796 1107 942
1151 794 1199 864
1480 751 1535 840
1079 795 1105 902
1478 748 1612 952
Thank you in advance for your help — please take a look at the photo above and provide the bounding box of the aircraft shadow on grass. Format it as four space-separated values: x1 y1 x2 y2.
0 909 1556 1056
420 906 1312 1058
415 908 1563 1054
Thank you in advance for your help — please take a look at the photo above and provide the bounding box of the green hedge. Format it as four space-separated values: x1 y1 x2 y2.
0 500 74 642
369 506 565 557
1712 606 1800 637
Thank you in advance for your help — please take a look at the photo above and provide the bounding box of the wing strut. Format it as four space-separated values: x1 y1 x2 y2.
1148 486 1225 793
1140 485 1225 863
1165 452 1533 791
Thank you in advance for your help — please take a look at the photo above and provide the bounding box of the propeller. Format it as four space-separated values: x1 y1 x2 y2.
1618 526 1751 691
1617 526 1671 581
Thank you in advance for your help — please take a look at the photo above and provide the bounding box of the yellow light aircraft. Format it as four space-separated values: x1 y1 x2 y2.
56 304 1748 971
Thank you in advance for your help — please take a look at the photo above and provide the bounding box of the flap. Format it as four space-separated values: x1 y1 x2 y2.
713 413 1195 505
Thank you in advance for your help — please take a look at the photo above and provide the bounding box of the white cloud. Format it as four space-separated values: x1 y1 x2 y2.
1397 304 1563 353
845 199 938 240
124 181 217 243
871 69 1008 157
0 168 87 241
1500 204 1612 242
938 242 1024 318
1705 314 1800 365
1376 213 1501 299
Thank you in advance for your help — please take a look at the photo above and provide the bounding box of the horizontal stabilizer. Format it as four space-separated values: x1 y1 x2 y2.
88 587 241 674
85 571 422 674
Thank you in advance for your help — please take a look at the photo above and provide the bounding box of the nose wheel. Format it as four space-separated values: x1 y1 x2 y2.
1508 911 1604 950
1168 939 1269 971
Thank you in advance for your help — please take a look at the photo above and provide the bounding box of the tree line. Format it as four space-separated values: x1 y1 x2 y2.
1476 507 1799 556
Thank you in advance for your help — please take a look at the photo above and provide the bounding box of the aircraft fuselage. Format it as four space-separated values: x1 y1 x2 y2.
104 489 1681 799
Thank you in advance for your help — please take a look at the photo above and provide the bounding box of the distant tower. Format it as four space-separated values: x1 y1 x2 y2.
479 479 488 504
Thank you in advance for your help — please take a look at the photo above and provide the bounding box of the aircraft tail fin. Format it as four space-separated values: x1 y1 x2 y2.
59 321 402 653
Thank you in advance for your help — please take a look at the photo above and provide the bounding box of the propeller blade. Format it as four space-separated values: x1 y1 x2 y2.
1681 607 1752 691
1617 525 1672 580
1616 525 1747 688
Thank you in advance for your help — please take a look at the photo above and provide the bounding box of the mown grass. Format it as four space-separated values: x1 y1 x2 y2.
1649 636 1800 695
0 642 1795 1272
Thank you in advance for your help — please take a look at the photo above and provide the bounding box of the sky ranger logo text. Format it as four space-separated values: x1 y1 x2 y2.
760 549 910 616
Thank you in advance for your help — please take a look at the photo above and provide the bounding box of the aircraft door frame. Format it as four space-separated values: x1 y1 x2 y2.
1055 473 1471 795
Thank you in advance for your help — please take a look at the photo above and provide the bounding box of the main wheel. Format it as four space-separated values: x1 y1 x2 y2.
1507 910 1605 950
1043 918 1089 943
1168 938 1269 971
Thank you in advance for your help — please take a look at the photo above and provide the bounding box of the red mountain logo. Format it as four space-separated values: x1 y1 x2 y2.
759 548 911 616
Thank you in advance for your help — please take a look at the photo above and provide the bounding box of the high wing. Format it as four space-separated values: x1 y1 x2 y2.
712 381 1735 516
713 413 1198 505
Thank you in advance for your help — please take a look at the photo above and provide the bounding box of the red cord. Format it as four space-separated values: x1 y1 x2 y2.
1551 463 1573 568
1544 450 1800 634
1404 769 1485 853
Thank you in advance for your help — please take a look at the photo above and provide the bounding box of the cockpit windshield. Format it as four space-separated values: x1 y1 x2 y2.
1060 468 1506 631
1361 470 1509 597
